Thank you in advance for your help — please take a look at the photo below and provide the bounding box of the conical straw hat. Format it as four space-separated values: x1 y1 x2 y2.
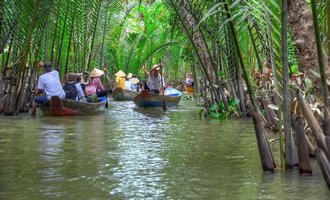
150 64 163 73
129 77 139 84
115 70 126 77
89 68 104 77
127 73 133 79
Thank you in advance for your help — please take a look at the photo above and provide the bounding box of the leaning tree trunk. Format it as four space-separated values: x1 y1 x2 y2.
13 0 42 114
327 0 330 58
165 0 227 107
224 1 275 171
65 10 75 75
50 6 61 63
283 0 298 169
288 0 330 90
100 7 108 68
56 0 70 71
86 0 102 72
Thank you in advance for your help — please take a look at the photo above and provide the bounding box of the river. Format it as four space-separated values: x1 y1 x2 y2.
0 100 329 199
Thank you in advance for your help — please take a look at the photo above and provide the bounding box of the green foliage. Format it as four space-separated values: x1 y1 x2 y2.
208 98 240 120
104 1 187 78
217 71 226 78
289 64 299 75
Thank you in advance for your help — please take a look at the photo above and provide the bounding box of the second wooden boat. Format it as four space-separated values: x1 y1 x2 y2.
133 89 181 108
184 85 194 93
111 87 139 101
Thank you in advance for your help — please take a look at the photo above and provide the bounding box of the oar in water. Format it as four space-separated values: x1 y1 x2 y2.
160 63 167 111
103 68 109 108
31 61 44 117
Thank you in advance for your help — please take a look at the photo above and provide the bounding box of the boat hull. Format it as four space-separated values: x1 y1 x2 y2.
111 87 139 101
184 85 194 93
133 90 181 108
40 96 107 116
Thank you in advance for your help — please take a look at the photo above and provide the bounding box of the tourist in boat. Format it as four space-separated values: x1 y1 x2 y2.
31 61 66 116
140 79 149 91
114 70 126 89
76 72 89 92
63 73 85 101
130 75 140 91
185 72 194 87
125 72 135 91
85 68 109 98
142 64 165 94
125 73 140 91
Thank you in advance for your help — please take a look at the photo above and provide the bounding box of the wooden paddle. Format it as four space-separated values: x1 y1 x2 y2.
31 61 44 117
160 63 167 111
103 67 109 108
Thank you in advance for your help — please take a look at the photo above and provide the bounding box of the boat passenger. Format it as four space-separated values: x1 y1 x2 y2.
143 64 165 94
76 72 87 91
129 75 140 91
114 70 126 89
125 72 136 91
85 68 109 98
185 72 194 87
31 61 66 116
63 73 85 101
140 79 149 91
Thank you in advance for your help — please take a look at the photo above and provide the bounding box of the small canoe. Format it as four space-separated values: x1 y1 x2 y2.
39 96 107 116
184 85 194 93
111 87 139 101
133 89 181 108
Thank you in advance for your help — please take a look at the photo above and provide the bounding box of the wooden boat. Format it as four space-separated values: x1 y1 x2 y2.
184 85 194 93
39 96 107 116
111 87 139 101
133 88 182 108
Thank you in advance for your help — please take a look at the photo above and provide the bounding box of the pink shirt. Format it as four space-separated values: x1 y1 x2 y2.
85 77 104 95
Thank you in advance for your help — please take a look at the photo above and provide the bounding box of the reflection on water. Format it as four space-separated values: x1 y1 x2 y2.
0 100 329 199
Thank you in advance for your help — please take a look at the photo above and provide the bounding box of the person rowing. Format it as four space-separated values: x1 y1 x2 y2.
142 63 165 94
31 61 66 116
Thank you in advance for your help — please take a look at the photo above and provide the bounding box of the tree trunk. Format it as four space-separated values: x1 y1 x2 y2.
297 92 328 156
165 0 226 106
283 0 298 169
252 111 276 172
327 0 330 57
87 0 102 71
295 115 312 175
65 11 75 74
288 0 330 89
56 1 70 72
315 148 330 189
100 8 108 68
50 7 61 63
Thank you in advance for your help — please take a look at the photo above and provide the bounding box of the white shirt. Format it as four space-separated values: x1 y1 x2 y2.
147 74 165 91
125 80 135 90
38 70 66 100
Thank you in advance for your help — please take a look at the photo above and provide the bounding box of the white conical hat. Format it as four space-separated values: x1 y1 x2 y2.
127 73 133 79
115 70 126 77
129 77 139 84
89 68 104 77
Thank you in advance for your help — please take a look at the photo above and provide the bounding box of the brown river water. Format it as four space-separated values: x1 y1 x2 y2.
0 100 329 199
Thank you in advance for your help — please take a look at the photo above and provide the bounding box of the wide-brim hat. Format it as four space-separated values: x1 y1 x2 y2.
115 70 126 77
129 77 139 84
127 73 133 79
150 64 163 73
90 68 104 77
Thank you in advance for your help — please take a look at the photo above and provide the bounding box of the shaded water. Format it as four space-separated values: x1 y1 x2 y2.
0 100 329 199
